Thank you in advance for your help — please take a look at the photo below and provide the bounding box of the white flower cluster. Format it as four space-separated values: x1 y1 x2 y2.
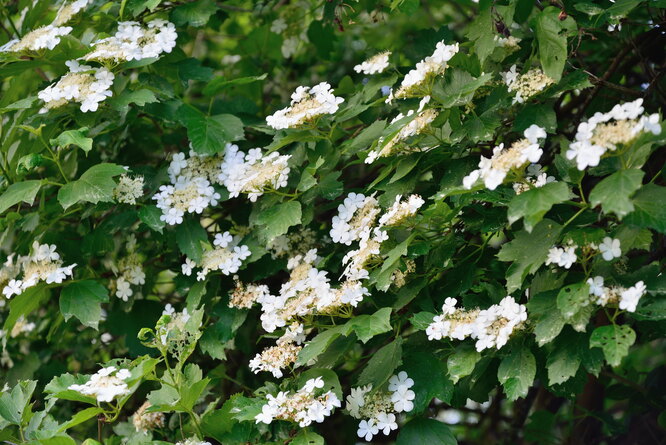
219 144 291 202
512 163 556 194
463 125 547 190
0 25 72 52
53 0 93 26
386 41 459 102
347 372 415 441
501 65 555 104
252 249 369 332
330 193 424 281
38 60 114 113
1 242 76 299
113 174 144 205
181 231 251 280
266 82 344 130
84 19 177 63
250 343 303 379
228 277 272 309
249 324 305 378
255 377 341 426
154 151 223 225
587 277 646 312
0 0 91 52
132 401 165 433
426 296 527 352
354 51 391 75
68 366 131 403
366 96 437 163
566 99 661 170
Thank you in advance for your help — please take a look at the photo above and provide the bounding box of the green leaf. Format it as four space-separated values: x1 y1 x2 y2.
0 380 36 424
180 105 244 155
255 201 302 242
57 163 127 209
357 337 403 387
447 344 481 384
498 219 562 292
291 430 325 445
348 307 392 343
625 184 666 233
296 325 348 366
50 127 93 154
0 180 42 214
410 311 436 331
396 417 457 445
535 7 573 81
527 290 566 346
555 282 592 321
498 345 536 400
546 331 582 385
432 70 493 108
170 0 218 26
203 73 268 96
57 407 103 432
590 324 636 367
589 169 644 218
4 284 48 332
138 205 165 233
176 217 208 262
508 182 570 232
467 0 495 64
109 89 159 113
59 280 110 329
402 346 453 410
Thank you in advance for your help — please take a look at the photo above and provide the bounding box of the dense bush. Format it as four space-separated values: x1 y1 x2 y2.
0 0 665 444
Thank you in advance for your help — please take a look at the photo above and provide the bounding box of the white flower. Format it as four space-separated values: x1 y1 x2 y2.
587 276 605 297
116 277 133 301
524 124 547 144
303 377 325 393
598 237 621 261
619 281 646 312
255 404 276 424
388 371 414 392
376 412 398 435
357 419 379 441
181 258 195 276
391 386 415 412
3 279 24 298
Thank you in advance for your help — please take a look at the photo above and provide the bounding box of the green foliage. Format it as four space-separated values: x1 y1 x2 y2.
0 0 665 444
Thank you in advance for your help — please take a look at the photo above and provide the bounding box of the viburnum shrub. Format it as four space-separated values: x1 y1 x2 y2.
0 0 665 444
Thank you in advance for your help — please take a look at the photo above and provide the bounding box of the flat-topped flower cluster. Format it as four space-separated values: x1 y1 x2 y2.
255 377 341 427
83 19 177 63
347 372 416 441
566 99 661 170
68 366 131 403
463 125 547 190
426 296 527 351
38 60 114 113
1 241 76 299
